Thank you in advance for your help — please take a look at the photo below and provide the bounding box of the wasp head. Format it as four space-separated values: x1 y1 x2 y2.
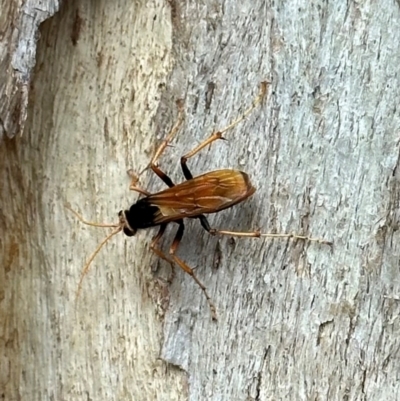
118 210 137 236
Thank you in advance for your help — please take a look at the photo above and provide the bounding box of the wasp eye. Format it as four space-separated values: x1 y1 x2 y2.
123 227 136 237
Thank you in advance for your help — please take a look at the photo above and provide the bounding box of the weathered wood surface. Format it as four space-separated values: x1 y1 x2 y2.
1 0 400 400
0 0 60 139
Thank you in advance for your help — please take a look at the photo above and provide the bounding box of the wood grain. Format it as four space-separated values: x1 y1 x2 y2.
1 0 400 400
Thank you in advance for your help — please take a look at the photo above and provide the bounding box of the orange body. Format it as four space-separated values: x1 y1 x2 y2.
146 169 255 223
122 169 256 233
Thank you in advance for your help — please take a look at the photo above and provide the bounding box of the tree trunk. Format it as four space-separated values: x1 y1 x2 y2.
1 0 400 400
0 0 59 139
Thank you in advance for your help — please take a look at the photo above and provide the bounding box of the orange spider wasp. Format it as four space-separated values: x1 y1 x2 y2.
68 82 331 320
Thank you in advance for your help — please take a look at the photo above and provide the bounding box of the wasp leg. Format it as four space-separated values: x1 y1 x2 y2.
129 101 184 190
150 224 176 282
127 169 151 195
128 165 175 191
180 156 193 180
147 100 184 187
169 220 217 320
150 224 168 255
197 214 331 244
151 165 175 188
206 227 332 245
196 201 331 245
151 100 184 166
197 214 212 232
149 101 184 187
180 82 269 179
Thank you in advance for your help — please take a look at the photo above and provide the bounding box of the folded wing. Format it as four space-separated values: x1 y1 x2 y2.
144 169 255 224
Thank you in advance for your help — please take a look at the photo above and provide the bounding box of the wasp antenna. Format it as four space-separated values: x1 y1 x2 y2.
75 226 122 302
66 204 119 228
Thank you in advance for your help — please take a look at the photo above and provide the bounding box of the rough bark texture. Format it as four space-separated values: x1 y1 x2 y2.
0 0 60 139
1 0 400 400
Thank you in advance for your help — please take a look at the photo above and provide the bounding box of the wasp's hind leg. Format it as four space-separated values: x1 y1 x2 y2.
180 82 269 180
197 215 331 245
201 225 332 245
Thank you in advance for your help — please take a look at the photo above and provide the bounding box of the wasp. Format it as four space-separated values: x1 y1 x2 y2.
68 82 331 320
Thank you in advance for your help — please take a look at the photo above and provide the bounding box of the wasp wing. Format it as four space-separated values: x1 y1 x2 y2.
145 169 255 224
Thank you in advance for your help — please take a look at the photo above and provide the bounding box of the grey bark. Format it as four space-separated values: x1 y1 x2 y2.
0 0 60 139
1 0 400 400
